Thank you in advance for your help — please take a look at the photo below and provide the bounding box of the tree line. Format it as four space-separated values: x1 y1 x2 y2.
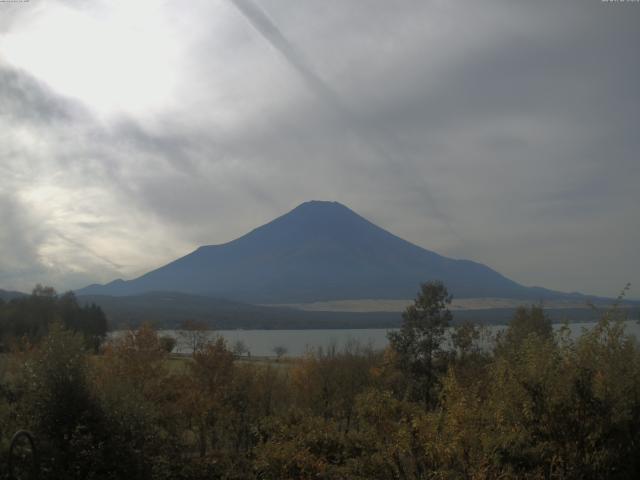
0 281 638 479
0 285 108 352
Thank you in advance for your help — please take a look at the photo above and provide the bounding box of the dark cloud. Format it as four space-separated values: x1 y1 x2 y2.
0 0 638 298
229 0 457 240
0 65 79 124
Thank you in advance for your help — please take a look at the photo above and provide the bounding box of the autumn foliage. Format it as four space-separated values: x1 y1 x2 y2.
0 283 639 479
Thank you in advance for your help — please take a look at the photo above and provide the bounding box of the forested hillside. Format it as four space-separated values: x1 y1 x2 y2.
0 285 107 351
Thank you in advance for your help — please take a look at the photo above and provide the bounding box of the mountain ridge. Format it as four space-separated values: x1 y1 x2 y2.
75 200 589 303
0 289 28 302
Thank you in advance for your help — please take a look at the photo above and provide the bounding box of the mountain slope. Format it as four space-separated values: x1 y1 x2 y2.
77 291 623 330
77 291 400 329
0 289 28 302
76 200 576 303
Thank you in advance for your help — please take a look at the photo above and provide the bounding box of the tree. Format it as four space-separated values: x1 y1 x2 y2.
387 281 452 407
59 292 108 352
159 335 177 353
232 339 249 357
291 342 377 430
188 337 235 457
495 304 552 357
22 322 109 477
32 284 56 298
0 286 108 348
179 319 209 354
451 320 481 359
273 345 287 361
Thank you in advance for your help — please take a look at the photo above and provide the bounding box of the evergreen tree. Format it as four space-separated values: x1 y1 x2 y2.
388 281 452 407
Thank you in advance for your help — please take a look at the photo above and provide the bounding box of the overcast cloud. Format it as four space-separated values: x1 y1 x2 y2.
0 0 638 299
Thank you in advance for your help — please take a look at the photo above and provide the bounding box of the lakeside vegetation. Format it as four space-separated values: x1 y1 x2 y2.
0 283 639 479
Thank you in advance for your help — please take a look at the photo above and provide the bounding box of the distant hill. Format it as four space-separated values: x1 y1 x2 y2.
77 291 624 330
77 200 592 303
0 289 27 302
78 292 639 330
77 291 400 330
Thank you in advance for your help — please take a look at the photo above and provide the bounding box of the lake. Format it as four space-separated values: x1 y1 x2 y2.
153 319 640 357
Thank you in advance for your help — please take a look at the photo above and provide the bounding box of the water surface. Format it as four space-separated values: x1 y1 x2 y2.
152 320 640 357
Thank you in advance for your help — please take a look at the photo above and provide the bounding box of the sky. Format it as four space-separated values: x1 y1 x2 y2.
0 0 639 299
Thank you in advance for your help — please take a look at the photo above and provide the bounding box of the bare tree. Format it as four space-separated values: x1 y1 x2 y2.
179 319 209 354
272 345 287 361
232 339 249 357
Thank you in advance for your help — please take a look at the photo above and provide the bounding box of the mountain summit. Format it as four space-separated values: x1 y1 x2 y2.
77 201 566 302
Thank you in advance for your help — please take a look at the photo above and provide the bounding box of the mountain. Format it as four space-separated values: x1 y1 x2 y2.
0 289 28 302
76 200 583 303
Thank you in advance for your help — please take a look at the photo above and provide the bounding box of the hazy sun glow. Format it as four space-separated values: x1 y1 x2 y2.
1 1 181 117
